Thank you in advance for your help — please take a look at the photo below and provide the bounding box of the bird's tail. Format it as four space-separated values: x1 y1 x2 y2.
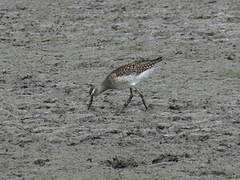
151 56 163 63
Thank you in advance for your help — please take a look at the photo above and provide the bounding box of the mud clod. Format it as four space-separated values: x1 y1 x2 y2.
104 156 138 169
152 154 179 164
33 159 50 167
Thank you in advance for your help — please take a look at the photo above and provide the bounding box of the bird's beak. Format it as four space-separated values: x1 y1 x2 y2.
88 94 94 110
88 85 95 110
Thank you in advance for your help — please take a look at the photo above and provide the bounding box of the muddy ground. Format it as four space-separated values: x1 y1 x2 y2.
0 0 240 179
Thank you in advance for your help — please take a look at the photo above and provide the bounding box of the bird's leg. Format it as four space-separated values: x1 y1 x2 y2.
122 88 133 109
135 88 148 110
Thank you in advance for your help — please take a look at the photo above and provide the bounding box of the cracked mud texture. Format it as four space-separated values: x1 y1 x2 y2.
0 0 240 179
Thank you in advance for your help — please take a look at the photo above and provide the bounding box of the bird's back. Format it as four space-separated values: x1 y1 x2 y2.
110 56 162 77
102 56 163 89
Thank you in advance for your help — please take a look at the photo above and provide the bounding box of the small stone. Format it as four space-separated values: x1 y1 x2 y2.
16 3 27 10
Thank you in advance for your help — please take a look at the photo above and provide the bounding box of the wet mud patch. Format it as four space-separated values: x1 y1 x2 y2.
1 0 240 179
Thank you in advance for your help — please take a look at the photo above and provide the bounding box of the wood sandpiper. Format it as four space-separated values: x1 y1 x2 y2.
88 56 163 111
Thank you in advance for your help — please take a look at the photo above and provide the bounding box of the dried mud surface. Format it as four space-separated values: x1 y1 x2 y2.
0 0 240 179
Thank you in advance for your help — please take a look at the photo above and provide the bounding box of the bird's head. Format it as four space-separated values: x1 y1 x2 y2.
89 84 98 97
88 84 108 110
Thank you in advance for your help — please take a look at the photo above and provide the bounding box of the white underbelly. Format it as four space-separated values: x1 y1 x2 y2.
116 68 155 88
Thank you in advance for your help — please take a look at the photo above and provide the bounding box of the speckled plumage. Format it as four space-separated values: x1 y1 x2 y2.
101 56 162 90
109 57 162 77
